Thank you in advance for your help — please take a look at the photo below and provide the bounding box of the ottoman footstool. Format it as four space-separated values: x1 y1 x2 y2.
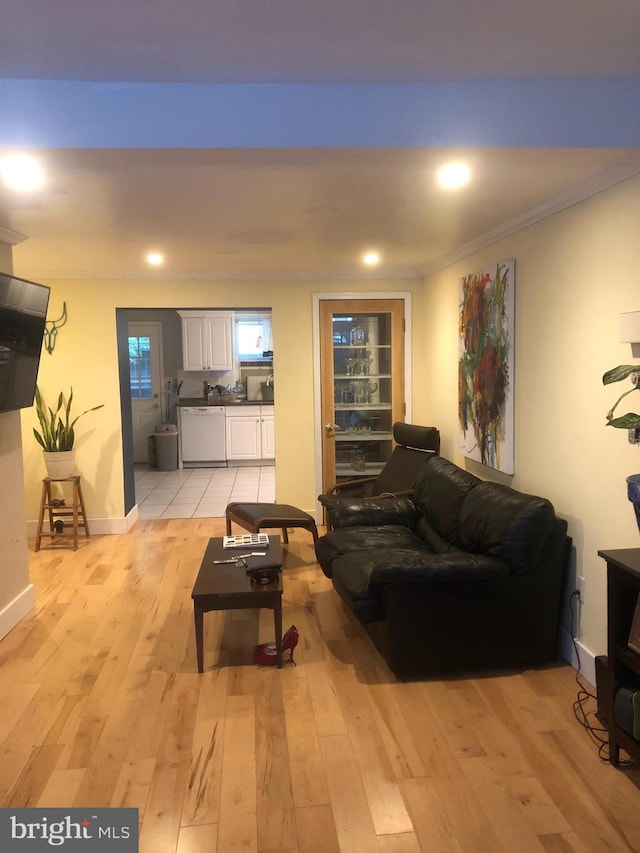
225 502 318 544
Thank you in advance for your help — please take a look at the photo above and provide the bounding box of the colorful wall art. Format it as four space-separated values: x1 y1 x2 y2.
458 260 515 474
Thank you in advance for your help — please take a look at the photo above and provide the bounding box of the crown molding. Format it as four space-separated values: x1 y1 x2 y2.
422 152 640 276
0 225 28 246
23 266 422 282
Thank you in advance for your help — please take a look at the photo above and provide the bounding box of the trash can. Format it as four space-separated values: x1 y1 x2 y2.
147 434 158 468
154 423 179 471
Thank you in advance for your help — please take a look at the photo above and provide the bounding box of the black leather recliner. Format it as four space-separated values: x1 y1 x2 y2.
315 456 571 677
319 422 440 529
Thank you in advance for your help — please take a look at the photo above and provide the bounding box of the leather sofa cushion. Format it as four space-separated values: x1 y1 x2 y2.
368 549 509 584
459 482 556 574
413 457 480 545
315 524 426 577
414 518 464 554
330 547 509 623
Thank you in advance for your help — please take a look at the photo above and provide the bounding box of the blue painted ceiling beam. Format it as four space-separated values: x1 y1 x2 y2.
1 79 639 149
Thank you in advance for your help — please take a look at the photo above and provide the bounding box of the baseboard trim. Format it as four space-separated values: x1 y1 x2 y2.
559 626 597 686
25 503 325 533
26 504 139 537
0 584 35 641
88 505 139 534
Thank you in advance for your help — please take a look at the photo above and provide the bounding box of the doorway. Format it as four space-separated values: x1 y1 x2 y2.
315 296 410 496
117 307 278 520
128 322 164 463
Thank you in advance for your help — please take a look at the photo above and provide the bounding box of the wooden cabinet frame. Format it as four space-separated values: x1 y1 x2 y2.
316 296 408 495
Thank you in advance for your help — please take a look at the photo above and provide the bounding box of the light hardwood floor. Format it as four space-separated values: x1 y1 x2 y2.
1 519 639 852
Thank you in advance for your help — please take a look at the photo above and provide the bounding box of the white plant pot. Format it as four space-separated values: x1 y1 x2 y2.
43 450 76 479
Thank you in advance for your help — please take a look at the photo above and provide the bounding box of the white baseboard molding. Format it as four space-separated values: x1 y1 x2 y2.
0 584 35 641
88 505 139 534
26 504 139 537
558 625 598 687
25 503 325 535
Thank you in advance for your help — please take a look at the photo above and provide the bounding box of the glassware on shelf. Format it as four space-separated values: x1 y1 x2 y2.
351 448 366 471
350 386 357 404
326 301 401 486
350 357 372 375
350 325 366 346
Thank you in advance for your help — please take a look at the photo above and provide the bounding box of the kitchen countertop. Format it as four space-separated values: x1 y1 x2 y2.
178 397 273 407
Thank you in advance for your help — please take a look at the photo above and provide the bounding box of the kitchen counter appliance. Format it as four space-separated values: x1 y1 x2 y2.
246 375 275 402
179 405 226 468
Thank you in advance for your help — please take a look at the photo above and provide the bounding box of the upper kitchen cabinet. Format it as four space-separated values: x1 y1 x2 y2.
178 311 234 371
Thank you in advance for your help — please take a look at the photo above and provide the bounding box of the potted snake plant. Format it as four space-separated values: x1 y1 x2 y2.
33 385 104 478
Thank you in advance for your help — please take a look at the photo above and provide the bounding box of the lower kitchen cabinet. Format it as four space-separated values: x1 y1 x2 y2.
261 410 275 458
226 406 275 461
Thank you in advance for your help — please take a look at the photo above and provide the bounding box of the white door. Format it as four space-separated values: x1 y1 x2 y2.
129 323 163 463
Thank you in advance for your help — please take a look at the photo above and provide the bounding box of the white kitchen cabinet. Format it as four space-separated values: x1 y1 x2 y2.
260 410 275 459
226 405 274 461
178 311 233 371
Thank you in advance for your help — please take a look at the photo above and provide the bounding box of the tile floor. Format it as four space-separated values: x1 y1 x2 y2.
135 464 276 519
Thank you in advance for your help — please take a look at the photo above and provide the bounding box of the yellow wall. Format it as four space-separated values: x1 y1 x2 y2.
420 173 640 658
20 276 423 525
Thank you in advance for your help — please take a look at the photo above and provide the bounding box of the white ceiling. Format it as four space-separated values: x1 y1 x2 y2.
0 0 639 280
3 146 639 280
2 0 639 83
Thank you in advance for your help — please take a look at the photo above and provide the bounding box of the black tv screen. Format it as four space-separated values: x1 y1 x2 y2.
0 272 50 414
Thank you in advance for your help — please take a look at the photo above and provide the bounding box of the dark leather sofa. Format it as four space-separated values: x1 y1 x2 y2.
315 456 570 677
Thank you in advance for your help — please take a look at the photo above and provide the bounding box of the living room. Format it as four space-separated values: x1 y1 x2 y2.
7 169 640 679
1 2 640 850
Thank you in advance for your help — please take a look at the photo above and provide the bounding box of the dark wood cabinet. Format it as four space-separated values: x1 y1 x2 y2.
598 548 640 765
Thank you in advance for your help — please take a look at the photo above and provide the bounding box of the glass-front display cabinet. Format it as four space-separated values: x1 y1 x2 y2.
320 299 405 489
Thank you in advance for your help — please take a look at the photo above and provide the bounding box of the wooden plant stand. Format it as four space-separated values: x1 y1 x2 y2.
35 476 90 551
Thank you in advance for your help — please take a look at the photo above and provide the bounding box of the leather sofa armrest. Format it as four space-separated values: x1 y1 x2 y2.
368 550 510 584
317 494 418 529
326 476 378 496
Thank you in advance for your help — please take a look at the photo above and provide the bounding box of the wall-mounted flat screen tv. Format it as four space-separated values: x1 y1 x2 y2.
0 272 51 414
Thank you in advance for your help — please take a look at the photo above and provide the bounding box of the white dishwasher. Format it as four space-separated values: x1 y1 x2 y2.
179 406 227 468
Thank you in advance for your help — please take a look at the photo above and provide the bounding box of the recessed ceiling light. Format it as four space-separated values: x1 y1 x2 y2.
146 252 165 266
1 153 44 191
362 251 381 266
437 162 471 189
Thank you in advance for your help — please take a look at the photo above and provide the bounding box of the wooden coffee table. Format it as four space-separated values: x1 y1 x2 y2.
191 535 283 672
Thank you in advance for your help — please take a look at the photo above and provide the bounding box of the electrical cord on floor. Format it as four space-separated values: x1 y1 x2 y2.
569 590 635 766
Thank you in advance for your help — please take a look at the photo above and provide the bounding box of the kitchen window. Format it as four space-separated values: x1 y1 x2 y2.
129 334 152 398
235 312 271 360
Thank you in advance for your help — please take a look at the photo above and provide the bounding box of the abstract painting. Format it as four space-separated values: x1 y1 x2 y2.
458 259 515 474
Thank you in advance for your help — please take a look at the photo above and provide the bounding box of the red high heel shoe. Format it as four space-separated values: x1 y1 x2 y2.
253 625 299 666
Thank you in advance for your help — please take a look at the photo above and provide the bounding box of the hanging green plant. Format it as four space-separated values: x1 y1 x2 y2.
33 385 104 452
603 365 640 429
